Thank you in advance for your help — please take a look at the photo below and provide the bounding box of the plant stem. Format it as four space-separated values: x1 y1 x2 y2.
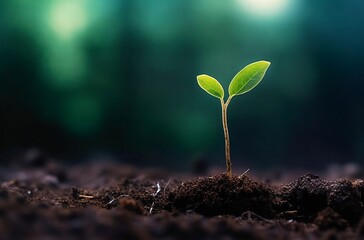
221 97 232 177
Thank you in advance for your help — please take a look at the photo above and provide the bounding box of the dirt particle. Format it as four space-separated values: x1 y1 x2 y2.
328 178 363 223
170 173 276 217
314 207 349 231
280 174 329 216
71 187 81 199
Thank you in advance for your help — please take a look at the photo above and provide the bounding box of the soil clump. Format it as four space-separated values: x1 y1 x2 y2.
1 159 364 239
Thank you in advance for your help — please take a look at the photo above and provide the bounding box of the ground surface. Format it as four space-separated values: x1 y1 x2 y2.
1 154 364 239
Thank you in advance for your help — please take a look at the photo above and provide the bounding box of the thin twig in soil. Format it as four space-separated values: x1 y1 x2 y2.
107 194 130 205
152 182 161 197
241 211 272 223
78 194 95 199
148 202 155 215
163 179 171 195
239 169 250 178
147 181 170 215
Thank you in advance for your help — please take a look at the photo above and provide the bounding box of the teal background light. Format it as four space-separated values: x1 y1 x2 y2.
1 0 364 169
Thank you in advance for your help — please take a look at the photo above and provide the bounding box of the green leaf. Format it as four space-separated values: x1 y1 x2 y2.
197 74 224 99
228 61 271 97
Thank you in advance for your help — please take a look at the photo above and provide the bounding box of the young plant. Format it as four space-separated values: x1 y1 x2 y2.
197 60 271 177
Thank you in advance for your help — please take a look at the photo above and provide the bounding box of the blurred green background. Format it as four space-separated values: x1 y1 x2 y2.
1 0 364 169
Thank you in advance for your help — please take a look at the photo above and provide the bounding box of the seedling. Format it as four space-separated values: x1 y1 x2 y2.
197 60 270 177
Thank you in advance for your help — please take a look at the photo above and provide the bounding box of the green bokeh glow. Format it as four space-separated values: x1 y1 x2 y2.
1 0 364 167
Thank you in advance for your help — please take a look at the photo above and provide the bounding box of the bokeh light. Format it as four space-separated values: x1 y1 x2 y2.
48 0 88 40
237 0 291 18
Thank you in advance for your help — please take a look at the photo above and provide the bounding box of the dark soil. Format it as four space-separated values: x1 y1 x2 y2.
1 156 364 239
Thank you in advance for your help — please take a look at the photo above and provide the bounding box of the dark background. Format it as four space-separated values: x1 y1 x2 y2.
1 0 364 170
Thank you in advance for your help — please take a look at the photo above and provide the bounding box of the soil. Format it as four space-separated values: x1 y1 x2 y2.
1 154 364 239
